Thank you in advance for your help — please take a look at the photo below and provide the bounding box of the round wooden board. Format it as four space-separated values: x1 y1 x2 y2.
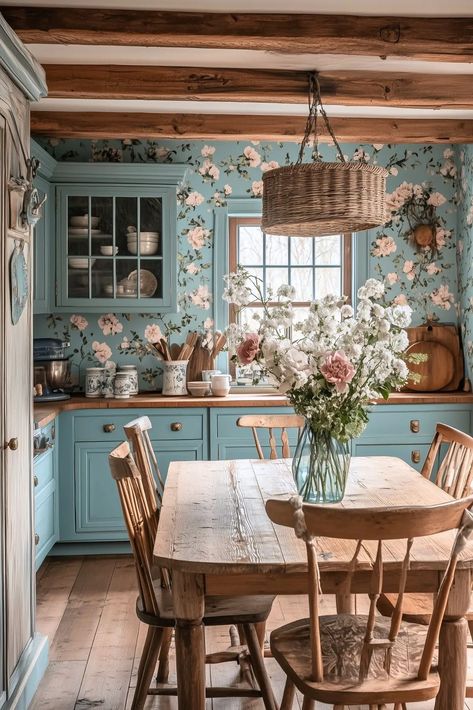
405 340 455 392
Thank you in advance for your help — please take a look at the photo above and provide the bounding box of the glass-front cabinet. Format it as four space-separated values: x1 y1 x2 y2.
55 167 185 312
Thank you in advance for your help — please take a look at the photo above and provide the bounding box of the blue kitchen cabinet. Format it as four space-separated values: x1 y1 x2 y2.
32 140 55 314
58 408 208 542
33 419 59 569
53 163 186 313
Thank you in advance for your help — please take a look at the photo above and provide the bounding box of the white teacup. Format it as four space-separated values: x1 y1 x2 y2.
202 369 221 383
211 373 231 397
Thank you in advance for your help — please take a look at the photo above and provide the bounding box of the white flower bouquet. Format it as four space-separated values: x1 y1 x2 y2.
223 268 417 501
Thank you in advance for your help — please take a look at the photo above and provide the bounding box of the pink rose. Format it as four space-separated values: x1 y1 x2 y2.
237 333 260 365
320 350 355 394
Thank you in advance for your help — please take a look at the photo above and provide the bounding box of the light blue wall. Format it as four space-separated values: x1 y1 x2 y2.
33 138 460 391
456 145 473 380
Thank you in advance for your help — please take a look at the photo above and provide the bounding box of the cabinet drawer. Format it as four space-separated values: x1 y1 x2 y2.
352 443 432 474
360 407 471 443
35 483 57 569
33 448 54 495
215 408 297 440
73 410 205 442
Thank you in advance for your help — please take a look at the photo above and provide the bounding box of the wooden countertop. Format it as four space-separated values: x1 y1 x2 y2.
33 391 473 430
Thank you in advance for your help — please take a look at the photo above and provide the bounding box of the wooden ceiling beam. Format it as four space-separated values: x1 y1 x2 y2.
30 111 473 143
43 64 473 109
3 7 473 62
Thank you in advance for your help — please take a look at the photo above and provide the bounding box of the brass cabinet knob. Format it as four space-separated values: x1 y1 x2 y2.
411 450 421 464
6 437 18 451
34 533 40 546
170 422 182 432
410 419 420 433
103 424 116 433
33 475 38 487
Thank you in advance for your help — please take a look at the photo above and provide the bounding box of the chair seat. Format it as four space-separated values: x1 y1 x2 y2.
137 584 274 627
378 592 473 625
270 614 440 704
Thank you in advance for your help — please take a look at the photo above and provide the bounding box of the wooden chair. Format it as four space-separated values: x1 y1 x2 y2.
378 424 473 631
266 493 473 710
109 440 278 710
237 413 305 459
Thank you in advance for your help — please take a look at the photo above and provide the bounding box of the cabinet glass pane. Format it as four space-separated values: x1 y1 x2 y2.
116 197 138 257
137 260 162 299
68 259 90 299
91 196 113 256
67 195 90 256
138 197 162 258
116 258 139 298
92 258 114 298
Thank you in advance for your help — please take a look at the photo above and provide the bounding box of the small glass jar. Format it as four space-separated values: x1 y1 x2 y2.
85 367 104 398
117 365 138 395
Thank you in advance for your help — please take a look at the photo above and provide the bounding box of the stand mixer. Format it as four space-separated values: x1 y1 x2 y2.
33 338 72 402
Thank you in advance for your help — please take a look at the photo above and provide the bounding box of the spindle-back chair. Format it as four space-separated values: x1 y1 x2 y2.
266 494 473 709
109 441 277 710
237 414 305 459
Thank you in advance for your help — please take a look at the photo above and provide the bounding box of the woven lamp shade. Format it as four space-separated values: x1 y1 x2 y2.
262 160 389 237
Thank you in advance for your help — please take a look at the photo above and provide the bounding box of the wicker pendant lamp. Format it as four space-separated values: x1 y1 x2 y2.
262 72 388 237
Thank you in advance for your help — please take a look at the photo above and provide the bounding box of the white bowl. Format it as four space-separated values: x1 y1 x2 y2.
103 284 114 296
127 231 159 240
187 382 211 397
127 241 158 255
69 257 96 269
70 214 99 228
100 245 119 256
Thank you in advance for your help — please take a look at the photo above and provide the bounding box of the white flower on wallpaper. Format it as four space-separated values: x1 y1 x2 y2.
430 284 455 310
121 336 130 349
92 341 112 363
201 145 216 158
251 180 263 197
70 314 88 331
186 262 200 274
243 146 261 168
223 184 232 195
199 159 220 182
190 284 211 310
144 324 163 343
98 313 123 336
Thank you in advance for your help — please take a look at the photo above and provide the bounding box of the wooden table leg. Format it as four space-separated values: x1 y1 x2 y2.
434 569 470 710
336 592 355 614
172 570 206 710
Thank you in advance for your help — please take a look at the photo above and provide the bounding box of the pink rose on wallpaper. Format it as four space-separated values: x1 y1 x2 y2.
372 235 397 257
98 313 123 336
393 294 408 306
320 351 355 394
92 341 112 364
120 336 130 349
430 284 455 310
204 317 214 329
386 273 399 285
426 262 441 275
251 180 263 197
187 226 210 249
237 333 260 365
223 184 232 196
403 260 416 281
201 145 216 158
144 324 162 343
185 191 205 207
427 191 447 207
243 146 261 167
261 160 279 173
70 314 88 331
435 227 450 249
186 262 200 274
199 159 220 181
190 285 211 310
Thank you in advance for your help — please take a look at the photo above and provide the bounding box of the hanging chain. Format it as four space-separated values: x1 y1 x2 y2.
296 72 346 165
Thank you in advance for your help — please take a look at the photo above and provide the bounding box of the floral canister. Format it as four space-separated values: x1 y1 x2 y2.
162 360 188 396
114 372 133 399
101 364 116 398
117 365 138 395
85 367 104 398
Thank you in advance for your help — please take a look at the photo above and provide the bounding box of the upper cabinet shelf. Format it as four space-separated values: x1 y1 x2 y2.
31 143 187 314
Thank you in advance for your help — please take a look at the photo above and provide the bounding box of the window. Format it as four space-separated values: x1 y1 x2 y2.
229 217 352 333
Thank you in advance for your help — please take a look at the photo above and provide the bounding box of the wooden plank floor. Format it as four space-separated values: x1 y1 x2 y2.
31 555 473 710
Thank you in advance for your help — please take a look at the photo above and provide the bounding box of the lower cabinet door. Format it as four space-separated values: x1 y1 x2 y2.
75 440 205 540
352 443 432 474
35 481 58 570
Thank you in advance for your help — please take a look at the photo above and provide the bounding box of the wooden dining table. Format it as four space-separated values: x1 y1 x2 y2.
154 456 473 710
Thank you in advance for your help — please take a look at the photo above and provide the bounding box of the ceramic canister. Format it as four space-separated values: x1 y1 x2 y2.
85 367 104 398
117 365 138 395
114 372 133 399
211 373 231 397
162 360 189 396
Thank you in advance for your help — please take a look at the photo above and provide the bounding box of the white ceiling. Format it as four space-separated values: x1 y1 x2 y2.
4 0 473 14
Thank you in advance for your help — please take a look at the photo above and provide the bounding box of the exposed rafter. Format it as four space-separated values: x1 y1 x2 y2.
30 111 473 143
3 7 473 62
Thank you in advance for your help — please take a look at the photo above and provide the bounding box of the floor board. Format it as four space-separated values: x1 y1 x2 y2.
32 555 473 710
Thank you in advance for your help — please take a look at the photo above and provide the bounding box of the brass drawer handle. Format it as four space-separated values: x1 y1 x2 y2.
5 437 18 451
170 422 182 432
34 533 40 546
410 419 420 433
33 475 38 487
103 424 116 433
411 450 421 464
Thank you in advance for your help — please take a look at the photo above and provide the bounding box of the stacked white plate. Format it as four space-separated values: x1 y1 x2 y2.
127 231 159 255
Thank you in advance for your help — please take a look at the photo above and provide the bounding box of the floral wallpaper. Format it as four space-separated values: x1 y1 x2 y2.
456 144 473 380
33 137 461 391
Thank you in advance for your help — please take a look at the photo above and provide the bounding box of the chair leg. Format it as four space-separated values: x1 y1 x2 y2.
301 698 315 710
132 626 164 710
468 618 473 641
280 677 296 710
156 627 173 683
242 623 278 710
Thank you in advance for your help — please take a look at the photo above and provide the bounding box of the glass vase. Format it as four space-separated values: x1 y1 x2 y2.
292 423 351 503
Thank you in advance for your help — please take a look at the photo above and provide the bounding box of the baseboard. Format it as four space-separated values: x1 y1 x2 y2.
4 633 48 710
48 541 131 556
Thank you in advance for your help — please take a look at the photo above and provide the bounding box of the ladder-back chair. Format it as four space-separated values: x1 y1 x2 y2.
237 414 305 460
266 494 473 710
109 441 277 710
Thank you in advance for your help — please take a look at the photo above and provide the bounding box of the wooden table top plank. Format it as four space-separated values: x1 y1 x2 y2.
154 456 473 575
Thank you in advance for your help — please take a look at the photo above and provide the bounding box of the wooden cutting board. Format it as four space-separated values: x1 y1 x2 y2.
404 323 463 392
